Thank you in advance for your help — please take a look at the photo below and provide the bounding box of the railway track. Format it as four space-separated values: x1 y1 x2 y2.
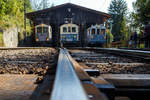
0 47 150 100
68 47 150 62
51 48 108 100
51 48 89 100
67 48 150 100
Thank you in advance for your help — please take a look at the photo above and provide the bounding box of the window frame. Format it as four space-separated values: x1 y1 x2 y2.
92 29 96 35
101 29 105 35
63 27 67 33
72 27 76 33
43 26 49 33
97 29 100 34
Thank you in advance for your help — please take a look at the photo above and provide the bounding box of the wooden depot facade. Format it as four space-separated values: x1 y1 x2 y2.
26 3 110 46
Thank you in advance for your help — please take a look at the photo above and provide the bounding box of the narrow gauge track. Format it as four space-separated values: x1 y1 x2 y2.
1 47 150 100
69 47 150 62
50 48 108 100
119 48 150 51
69 48 150 100
51 48 89 100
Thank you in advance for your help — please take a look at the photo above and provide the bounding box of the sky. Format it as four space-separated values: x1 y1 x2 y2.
50 0 136 13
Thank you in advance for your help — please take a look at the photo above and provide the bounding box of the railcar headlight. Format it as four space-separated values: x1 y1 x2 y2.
62 36 66 39
46 37 49 41
74 35 77 38
36 38 39 41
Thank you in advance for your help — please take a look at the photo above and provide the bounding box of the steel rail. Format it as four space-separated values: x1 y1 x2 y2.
0 47 51 50
50 48 89 100
69 47 150 60
68 47 150 54
103 48 150 54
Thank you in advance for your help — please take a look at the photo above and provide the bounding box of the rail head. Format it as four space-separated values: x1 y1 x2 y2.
50 48 89 100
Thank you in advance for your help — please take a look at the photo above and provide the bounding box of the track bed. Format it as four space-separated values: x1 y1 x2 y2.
0 48 58 100
69 49 150 100
70 49 150 74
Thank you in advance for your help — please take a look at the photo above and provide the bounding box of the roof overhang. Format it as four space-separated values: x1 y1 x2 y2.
26 3 111 20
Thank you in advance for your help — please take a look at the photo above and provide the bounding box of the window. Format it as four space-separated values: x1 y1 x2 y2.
63 27 67 33
101 29 105 35
37 27 42 33
72 27 76 33
43 27 48 33
97 29 100 34
68 26 71 32
92 29 95 35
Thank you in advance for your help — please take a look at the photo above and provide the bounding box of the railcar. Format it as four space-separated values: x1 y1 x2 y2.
60 24 79 43
35 24 52 42
87 24 106 46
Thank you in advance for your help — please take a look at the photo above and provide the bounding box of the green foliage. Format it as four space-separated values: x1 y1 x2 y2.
0 32 4 46
106 29 114 48
135 0 150 24
129 0 150 39
108 0 128 41
120 17 129 40
107 29 114 43
0 0 32 32
31 0 54 10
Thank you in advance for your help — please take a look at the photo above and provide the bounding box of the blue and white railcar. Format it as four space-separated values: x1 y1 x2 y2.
87 24 106 45
35 24 52 42
60 24 79 43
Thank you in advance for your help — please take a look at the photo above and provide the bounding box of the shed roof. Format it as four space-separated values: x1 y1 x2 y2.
26 3 111 19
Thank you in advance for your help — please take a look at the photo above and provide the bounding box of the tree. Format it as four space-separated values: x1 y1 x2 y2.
106 29 114 47
108 0 128 41
120 17 129 40
0 0 32 28
0 0 32 42
31 0 53 10
128 0 150 40
134 0 150 24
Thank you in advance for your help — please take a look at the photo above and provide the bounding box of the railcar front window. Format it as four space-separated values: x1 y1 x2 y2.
63 27 67 33
92 29 95 35
97 29 100 34
72 27 76 33
43 27 48 33
101 29 105 35
37 27 42 34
